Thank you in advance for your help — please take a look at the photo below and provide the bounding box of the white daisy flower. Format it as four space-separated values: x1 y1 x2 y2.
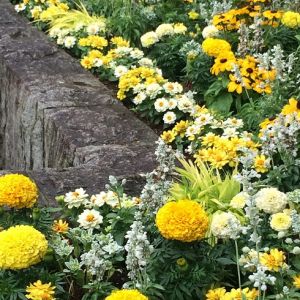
78 209 103 229
64 188 89 209
154 98 169 112
163 111 177 124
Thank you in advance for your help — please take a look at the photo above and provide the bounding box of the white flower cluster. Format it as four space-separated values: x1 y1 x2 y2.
141 23 187 47
140 139 176 213
125 212 153 283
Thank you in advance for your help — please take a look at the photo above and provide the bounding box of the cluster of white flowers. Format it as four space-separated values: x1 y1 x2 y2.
211 211 241 239
140 23 187 47
80 233 123 281
125 212 153 283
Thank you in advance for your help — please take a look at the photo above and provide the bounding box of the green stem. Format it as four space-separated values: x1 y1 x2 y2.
234 239 242 290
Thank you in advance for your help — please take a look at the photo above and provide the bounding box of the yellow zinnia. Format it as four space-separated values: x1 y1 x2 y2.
26 280 55 300
260 249 286 272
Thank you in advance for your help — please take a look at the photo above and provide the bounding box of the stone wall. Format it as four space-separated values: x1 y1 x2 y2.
0 0 158 204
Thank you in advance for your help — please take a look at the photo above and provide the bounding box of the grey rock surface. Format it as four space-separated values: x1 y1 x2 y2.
0 0 158 204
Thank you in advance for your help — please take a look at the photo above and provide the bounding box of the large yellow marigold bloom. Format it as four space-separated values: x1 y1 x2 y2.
202 38 231 57
105 289 148 300
0 174 38 209
0 225 48 269
26 280 55 300
281 11 300 28
206 287 226 299
156 200 209 242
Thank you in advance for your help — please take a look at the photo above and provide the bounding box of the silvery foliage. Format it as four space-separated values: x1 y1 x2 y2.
198 0 233 24
65 257 81 273
80 233 123 281
273 0 300 10
50 235 74 257
234 147 261 191
68 227 95 247
249 17 264 53
260 114 300 158
256 45 297 82
237 23 250 57
125 211 153 283
140 139 176 214
179 40 202 58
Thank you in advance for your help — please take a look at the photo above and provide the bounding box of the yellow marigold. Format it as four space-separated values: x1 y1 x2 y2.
202 38 231 57
188 11 199 20
156 200 209 242
260 249 286 272
52 219 69 234
0 225 48 269
206 287 226 299
26 280 55 300
281 11 300 28
222 287 259 300
105 289 148 300
0 174 38 208
293 275 300 288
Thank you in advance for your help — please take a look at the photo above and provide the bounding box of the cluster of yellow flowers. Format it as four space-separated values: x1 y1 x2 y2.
117 66 165 100
194 135 259 169
156 200 209 242
79 35 108 49
0 174 38 208
0 225 48 269
206 287 259 300
213 4 284 31
26 280 56 300
203 38 276 95
105 289 148 300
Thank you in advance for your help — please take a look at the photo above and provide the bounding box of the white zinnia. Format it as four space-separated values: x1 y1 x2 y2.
138 58 154 67
145 83 162 99
78 209 103 229
255 188 287 214
133 92 147 105
114 65 128 78
64 188 89 208
15 3 26 12
154 98 169 112
168 98 178 110
86 23 100 35
230 192 249 209
163 111 177 124
130 49 144 59
163 82 183 95
64 36 76 49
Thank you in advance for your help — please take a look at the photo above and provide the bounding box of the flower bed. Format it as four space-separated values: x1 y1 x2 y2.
2 0 300 299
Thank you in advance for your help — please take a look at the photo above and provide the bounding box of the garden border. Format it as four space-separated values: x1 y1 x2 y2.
0 0 157 204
